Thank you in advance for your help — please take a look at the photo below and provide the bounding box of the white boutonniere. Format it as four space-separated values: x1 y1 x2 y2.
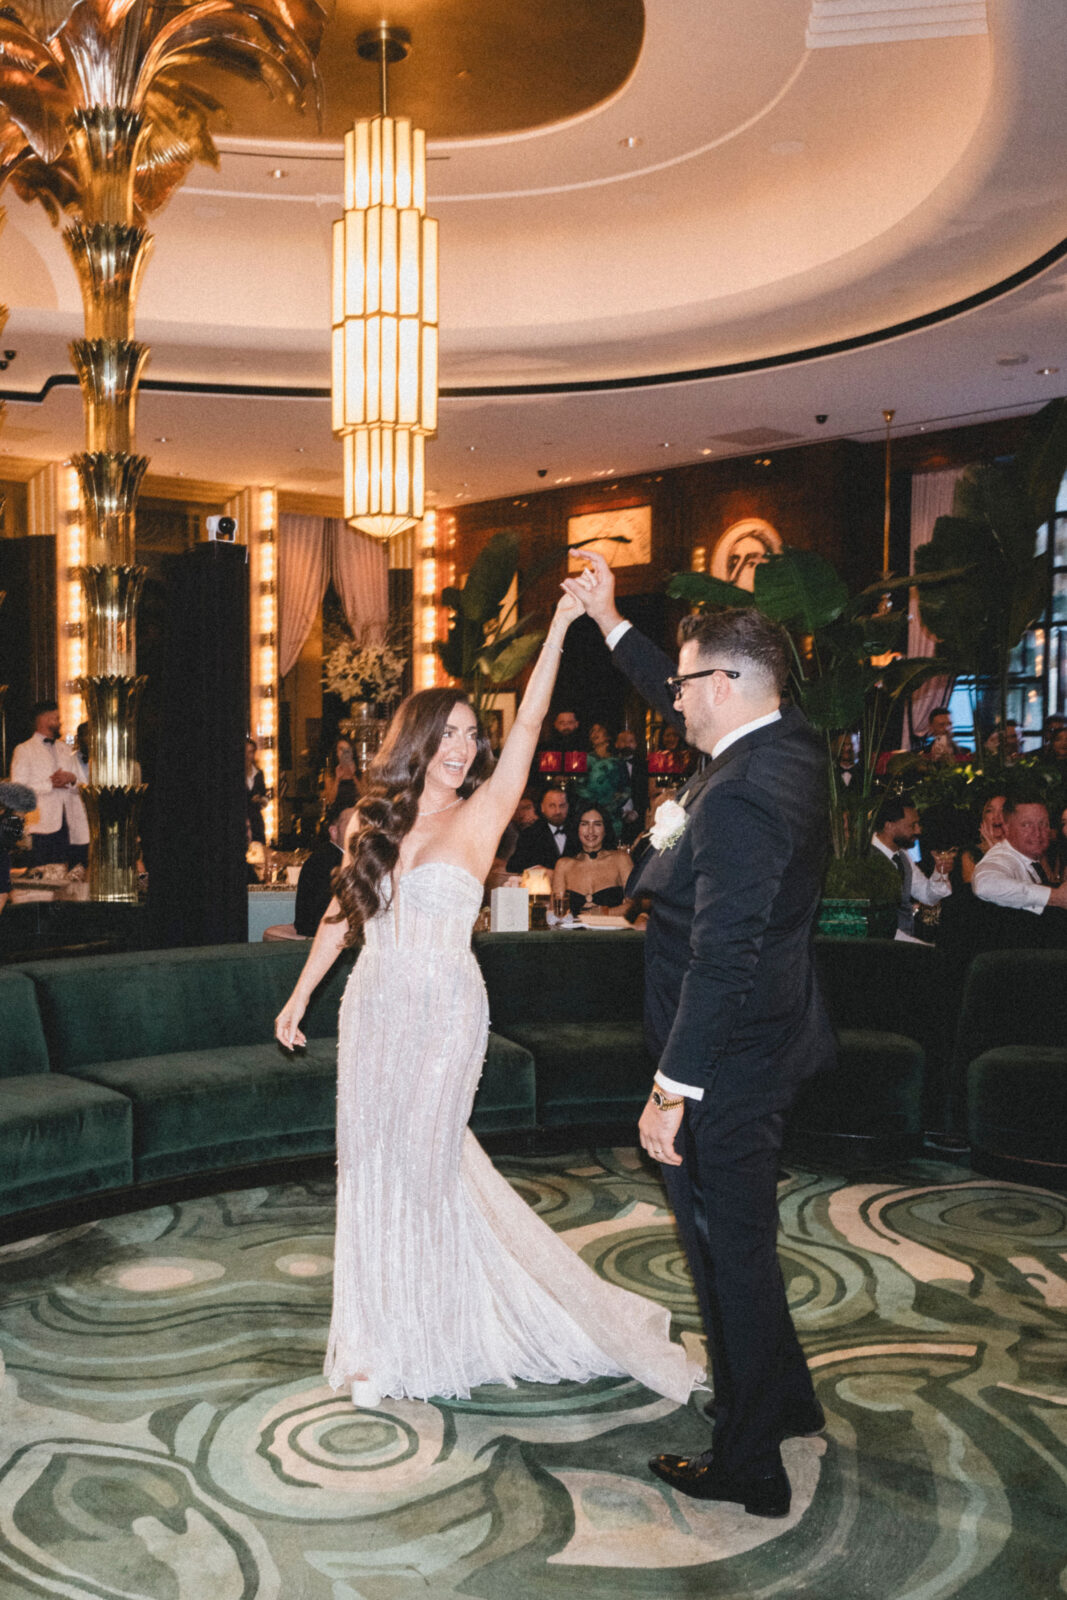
649 797 689 852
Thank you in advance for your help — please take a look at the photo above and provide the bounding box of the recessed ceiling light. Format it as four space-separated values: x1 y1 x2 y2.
700 448 713 455
996 353 1029 367
155 436 168 443
467 445 476 451
660 442 672 449
295 446 305 453
619 135 642 149
269 168 288 180
1037 366 1059 376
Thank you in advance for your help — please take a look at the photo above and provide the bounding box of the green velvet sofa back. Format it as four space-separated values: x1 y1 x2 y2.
20 944 356 1076
954 949 1067 1065
0 972 53 1078
473 931 645 1028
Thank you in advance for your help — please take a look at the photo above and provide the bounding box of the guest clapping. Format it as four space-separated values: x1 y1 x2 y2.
552 804 631 917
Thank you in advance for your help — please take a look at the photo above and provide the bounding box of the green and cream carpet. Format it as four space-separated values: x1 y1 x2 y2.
1 1149 1065 1599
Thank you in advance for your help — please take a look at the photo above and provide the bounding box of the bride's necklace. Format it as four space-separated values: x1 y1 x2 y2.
416 796 463 822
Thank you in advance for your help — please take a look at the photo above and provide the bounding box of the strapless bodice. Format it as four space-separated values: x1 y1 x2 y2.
362 861 483 956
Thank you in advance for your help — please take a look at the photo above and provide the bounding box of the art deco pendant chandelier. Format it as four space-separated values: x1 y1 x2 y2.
331 24 439 540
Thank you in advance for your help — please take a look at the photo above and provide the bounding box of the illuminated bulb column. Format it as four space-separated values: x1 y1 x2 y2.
415 510 440 690
58 465 87 737
332 90 438 540
232 487 279 843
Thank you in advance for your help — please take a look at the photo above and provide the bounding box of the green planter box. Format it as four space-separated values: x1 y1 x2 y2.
818 898 898 940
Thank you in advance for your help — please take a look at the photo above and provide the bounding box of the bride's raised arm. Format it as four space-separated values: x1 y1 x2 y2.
465 590 584 840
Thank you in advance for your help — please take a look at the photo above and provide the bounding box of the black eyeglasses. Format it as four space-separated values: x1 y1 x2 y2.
665 667 741 697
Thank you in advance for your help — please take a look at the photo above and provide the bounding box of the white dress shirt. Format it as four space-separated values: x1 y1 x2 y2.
871 835 952 907
10 733 90 843
972 838 1051 914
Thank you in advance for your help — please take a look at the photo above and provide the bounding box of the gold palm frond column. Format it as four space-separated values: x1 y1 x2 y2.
0 0 326 901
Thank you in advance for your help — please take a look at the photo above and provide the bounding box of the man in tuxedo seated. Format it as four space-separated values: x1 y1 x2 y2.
505 785 576 873
974 797 1067 919
870 795 951 941
615 728 649 844
294 806 355 936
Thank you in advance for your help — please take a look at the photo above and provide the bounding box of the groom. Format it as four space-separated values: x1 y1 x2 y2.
566 554 835 1518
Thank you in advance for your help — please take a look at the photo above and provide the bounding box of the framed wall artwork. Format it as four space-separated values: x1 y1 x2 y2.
480 692 516 753
709 518 782 590
567 504 652 571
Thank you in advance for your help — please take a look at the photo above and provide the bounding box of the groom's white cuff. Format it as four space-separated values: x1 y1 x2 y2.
654 1071 704 1102
604 620 633 651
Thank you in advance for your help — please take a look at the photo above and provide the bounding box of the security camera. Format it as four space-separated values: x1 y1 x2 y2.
537 468 548 478
206 514 237 541
815 414 828 425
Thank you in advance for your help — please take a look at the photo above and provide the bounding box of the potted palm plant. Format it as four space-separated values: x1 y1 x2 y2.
669 547 948 935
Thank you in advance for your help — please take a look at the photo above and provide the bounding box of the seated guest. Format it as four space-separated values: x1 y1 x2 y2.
1039 724 1067 780
545 707 583 753
323 737 360 814
552 804 631 917
870 795 952 939
0 781 36 918
960 792 1007 884
833 733 857 788
506 784 576 873
614 727 649 844
923 706 972 766
973 797 1067 915
984 719 1021 762
496 792 539 870
578 722 630 835
246 737 268 846
1048 803 1067 887
294 805 356 936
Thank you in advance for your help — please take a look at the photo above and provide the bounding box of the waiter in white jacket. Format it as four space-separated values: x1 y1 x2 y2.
9 700 90 870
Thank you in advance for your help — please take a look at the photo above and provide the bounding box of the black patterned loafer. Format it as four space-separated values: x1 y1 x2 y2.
648 1451 791 1517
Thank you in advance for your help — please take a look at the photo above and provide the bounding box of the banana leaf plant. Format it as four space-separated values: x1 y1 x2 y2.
669 547 953 867
437 530 629 712
915 397 1067 758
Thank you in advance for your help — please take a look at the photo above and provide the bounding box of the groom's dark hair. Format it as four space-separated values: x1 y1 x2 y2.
678 607 790 694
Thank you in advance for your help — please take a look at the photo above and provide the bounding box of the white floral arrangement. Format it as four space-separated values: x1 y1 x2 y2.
649 797 688 852
323 634 405 704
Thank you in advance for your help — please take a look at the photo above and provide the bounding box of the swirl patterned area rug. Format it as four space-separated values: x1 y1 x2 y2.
0 1150 1066 1600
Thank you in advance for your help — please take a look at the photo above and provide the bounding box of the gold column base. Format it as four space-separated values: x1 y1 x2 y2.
81 784 146 903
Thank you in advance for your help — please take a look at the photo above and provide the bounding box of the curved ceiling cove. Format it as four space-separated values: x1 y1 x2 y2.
189 0 645 143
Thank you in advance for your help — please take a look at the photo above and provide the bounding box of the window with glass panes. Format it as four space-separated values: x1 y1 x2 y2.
943 470 1067 753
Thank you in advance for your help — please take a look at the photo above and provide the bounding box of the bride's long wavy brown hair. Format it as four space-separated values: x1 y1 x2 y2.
329 688 494 942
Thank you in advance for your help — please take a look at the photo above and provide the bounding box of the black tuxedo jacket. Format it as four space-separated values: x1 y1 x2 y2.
505 818 578 874
615 626 835 1096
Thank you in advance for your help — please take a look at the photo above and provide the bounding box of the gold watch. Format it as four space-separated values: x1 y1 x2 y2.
651 1087 685 1111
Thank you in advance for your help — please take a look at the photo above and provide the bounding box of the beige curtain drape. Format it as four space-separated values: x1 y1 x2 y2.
279 514 330 677
328 519 389 641
278 515 390 676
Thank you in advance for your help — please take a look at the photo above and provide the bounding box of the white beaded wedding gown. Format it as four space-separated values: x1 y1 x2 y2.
325 860 698 1405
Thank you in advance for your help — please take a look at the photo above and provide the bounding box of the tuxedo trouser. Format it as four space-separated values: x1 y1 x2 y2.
662 1077 816 1477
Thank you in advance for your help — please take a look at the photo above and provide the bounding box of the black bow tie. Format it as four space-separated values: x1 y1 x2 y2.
43 737 56 745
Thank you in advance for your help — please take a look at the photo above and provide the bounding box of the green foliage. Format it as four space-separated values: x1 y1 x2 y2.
436 530 630 707
916 398 1067 740
668 545 954 863
823 851 901 905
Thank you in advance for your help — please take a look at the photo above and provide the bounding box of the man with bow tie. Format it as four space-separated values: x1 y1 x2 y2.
565 552 835 1520
504 784 578 873
9 700 90 870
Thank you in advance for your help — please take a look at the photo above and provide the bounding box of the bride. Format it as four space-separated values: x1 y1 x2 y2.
275 589 699 1407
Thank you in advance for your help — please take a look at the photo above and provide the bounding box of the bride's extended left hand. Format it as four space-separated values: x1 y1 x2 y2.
555 588 585 625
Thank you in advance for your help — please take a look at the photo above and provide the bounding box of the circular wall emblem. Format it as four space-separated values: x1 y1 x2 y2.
710 519 782 590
